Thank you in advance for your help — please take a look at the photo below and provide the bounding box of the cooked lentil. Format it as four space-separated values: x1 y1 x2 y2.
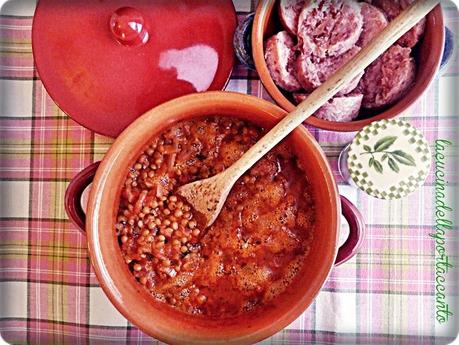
116 117 315 317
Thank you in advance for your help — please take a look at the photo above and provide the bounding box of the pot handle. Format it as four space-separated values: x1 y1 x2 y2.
334 196 365 266
64 162 100 233
233 13 255 70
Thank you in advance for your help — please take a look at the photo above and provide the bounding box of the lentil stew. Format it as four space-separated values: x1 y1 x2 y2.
115 117 315 317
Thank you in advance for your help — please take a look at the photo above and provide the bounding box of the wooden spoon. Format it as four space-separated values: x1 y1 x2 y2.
177 0 439 227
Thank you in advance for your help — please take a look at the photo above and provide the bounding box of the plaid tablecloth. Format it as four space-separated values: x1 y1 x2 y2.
1 1 458 344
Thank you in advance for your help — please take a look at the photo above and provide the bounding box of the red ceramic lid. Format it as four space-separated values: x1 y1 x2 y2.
32 0 237 137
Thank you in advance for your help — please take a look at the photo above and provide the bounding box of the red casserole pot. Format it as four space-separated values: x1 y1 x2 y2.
65 92 364 344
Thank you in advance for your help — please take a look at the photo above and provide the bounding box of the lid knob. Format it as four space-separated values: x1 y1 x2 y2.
110 7 149 47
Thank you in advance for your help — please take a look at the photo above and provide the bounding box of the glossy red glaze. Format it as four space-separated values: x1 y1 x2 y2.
71 92 366 344
110 7 149 47
32 0 237 138
336 196 365 266
65 162 100 233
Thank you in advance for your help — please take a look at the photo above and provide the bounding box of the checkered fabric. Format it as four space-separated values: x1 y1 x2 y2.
1 1 458 344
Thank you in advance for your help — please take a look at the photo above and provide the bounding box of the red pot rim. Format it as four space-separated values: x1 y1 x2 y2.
85 92 343 344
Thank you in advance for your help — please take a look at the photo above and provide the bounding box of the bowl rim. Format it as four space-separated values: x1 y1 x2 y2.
85 91 341 344
252 0 445 132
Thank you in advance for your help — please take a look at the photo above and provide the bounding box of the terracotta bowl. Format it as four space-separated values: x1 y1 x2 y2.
65 92 364 344
252 0 445 132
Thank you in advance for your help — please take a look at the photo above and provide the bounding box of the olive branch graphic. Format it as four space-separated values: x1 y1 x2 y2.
360 136 416 174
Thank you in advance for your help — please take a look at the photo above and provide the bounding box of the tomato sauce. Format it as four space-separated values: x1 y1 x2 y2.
116 117 315 316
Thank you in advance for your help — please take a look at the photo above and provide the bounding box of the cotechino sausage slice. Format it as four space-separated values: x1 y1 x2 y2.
359 45 415 109
265 31 302 92
372 0 426 48
296 46 363 94
293 93 363 122
358 3 388 47
278 0 306 35
297 0 363 58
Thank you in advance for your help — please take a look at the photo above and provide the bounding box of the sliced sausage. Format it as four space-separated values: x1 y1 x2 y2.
357 3 388 47
293 93 363 122
297 0 363 58
296 45 363 95
371 0 426 48
397 17 426 48
264 31 302 92
278 0 306 35
371 0 400 18
359 45 416 109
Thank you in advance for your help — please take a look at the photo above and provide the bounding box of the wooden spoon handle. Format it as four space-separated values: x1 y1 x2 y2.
227 0 439 181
